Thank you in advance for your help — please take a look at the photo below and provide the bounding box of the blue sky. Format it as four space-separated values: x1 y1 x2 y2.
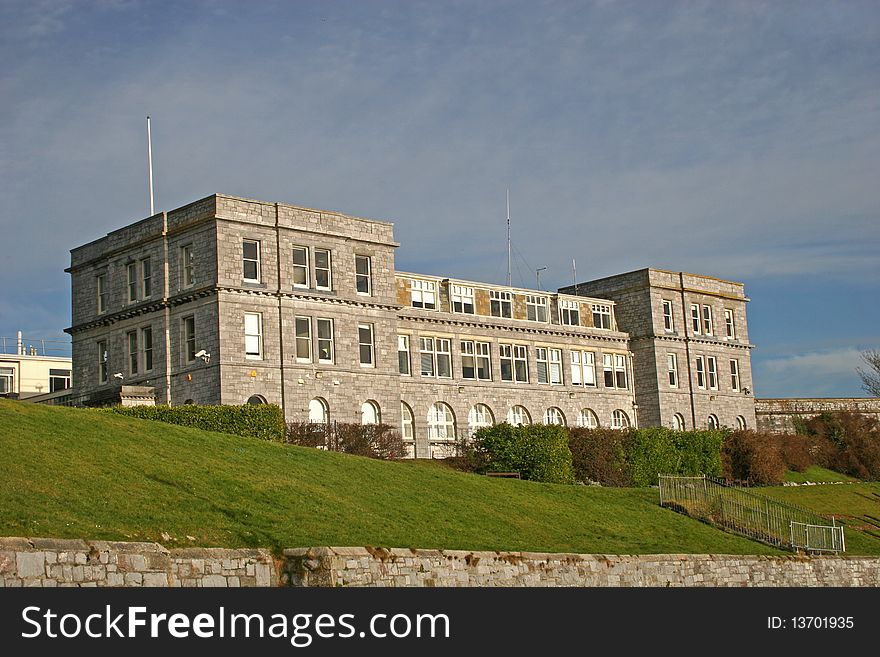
1 0 878 397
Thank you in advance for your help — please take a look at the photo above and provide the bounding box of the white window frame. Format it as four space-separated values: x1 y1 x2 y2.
708 414 720 430
736 415 746 430
315 248 332 291
461 340 491 381
611 409 630 429
244 312 263 360
570 351 596 387
355 255 372 295
507 405 531 426
0 367 14 395
401 403 414 440
427 402 456 440
513 344 528 383
141 257 152 299
127 330 138 375
97 340 108 384
410 279 436 309
730 359 740 391
695 356 706 389
724 309 736 339
559 299 580 326
536 347 550 384
97 273 107 314
181 244 194 288
309 398 329 424
614 354 628 389
127 262 138 303
358 323 374 367
451 285 475 314
183 316 196 364
398 335 411 375
468 404 494 434
141 326 153 372
361 400 380 425
672 413 685 430
292 246 309 288
577 408 599 428
690 304 700 334
242 239 261 283
295 316 312 362
317 318 334 363
49 368 71 393
667 353 678 388
702 305 713 336
500 344 513 382
662 299 674 332
543 407 565 426
526 295 548 322
420 337 451 378
490 290 512 318
707 356 718 390
591 304 612 329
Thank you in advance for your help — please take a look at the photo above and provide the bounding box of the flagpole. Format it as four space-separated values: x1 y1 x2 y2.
506 189 512 288
147 116 154 216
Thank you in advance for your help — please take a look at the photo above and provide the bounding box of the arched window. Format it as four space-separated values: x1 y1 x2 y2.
736 415 746 430
362 400 380 425
707 414 719 430
309 398 329 424
247 395 266 405
577 408 599 428
401 402 414 441
672 413 685 431
611 409 630 429
427 402 456 440
467 404 494 434
543 407 566 426
506 405 531 426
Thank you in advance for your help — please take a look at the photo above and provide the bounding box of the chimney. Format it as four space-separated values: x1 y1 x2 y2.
17 331 23 355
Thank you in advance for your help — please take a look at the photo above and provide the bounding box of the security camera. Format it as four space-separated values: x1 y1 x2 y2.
195 350 211 364
195 350 207 358
113 372 124 380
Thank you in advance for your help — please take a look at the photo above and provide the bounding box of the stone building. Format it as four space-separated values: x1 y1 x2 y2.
66 194 755 457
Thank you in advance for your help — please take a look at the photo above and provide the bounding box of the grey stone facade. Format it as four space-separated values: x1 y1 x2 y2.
67 194 756 451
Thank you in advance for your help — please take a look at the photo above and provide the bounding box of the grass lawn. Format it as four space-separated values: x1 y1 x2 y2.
784 466 858 484
761 481 880 555
0 399 781 555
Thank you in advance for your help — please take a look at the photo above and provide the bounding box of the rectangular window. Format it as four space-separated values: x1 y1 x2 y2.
724 309 735 339
292 247 309 288
526 295 548 322
410 279 436 309
475 341 491 380
667 353 678 388
97 274 107 314
97 340 108 384
183 316 196 364
513 345 528 383
451 285 474 314
730 359 740 391
127 330 138 375
536 347 549 384
398 335 411 375
49 368 71 393
695 356 706 389
141 258 152 298
315 249 332 290
181 244 194 287
570 351 596 386
535 348 562 384
358 323 374 366
317 318 334 363
707 356 718 389
127 263 138 303
295 316 312 362
462 341 491 380
355 255 371 295
420 337 435 377
614 354 628 389
702 306 713 336
500 344 513 382
591 304 612 329
663 300 674 331
0 367 14 394
243 239 261 282
436 338 452 378
691 304 701 334
490 290 512 318
559 299 580 326
245 312 263 359
603 354 614 388
142 326 153 372
549 348 563 384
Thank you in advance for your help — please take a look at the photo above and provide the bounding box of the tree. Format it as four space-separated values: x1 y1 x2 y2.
857 349 880 397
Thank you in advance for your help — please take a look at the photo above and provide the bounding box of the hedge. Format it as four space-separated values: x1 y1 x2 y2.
108 404 286 442
473 423 575 484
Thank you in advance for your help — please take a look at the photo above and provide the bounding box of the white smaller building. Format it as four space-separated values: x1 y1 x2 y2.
0 333 72 399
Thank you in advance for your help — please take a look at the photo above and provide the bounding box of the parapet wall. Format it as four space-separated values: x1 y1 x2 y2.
3 538 878 587
755 398 880 434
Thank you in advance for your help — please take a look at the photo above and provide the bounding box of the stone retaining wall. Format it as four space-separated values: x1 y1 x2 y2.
0 538 274 588
755 397 880 434
3 538 879 587
283 547 880 587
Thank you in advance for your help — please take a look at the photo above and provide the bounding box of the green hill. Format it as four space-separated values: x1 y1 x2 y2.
0 399 783 554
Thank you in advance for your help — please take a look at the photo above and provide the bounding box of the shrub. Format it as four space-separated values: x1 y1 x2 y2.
567 427 632 486
721 431 786 486
628 428 724 487
800 412 880 480
110 404 285 442
285 422 407 460
473 423 575 484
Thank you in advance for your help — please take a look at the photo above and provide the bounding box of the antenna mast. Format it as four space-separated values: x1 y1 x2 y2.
572 259 578 296
147 116 154 216
506 189 512 287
